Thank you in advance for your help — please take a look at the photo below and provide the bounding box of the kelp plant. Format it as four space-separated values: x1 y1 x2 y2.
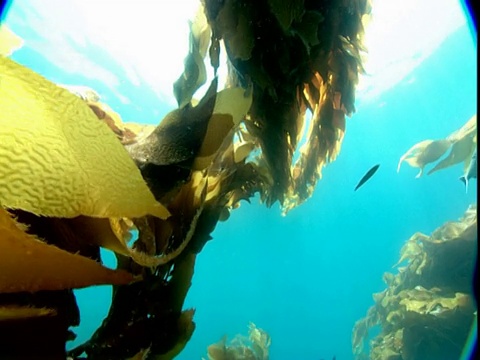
352 205 477 360
397 114 477 179
203 322 271 360
0 0 370 358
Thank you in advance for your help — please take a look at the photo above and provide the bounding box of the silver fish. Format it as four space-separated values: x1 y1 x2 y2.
460 148 477 193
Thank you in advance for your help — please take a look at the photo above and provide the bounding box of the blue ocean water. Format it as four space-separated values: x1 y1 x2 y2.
2 1 477 359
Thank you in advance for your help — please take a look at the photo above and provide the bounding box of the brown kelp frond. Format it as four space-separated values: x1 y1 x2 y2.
204 0 371 209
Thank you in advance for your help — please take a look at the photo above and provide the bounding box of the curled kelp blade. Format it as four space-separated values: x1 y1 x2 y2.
397 139 451 177
108 206 204 268
213 86 253 126
0 208 135 293
0 57 169 220
91 172 209 267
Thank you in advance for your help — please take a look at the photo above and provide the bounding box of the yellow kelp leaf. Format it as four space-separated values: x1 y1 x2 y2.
233 140 257 163
400 298 428 313
427 134 476 175
0 208 135 293
397 139 451 177
0 57 169 220
214 86 253 126
0 24 24 56
199 114 235 157
192 87 252 170
193 114 235 170
0 305 56 321
386 310 403 324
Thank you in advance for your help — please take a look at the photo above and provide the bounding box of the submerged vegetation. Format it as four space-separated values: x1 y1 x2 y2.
353 205 477 360
397 114 477 180
203 323 271 360
0 0 370 358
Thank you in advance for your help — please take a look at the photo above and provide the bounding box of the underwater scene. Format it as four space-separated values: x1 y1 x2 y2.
0 0 477 359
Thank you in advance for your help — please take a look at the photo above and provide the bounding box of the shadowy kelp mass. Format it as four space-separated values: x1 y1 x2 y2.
353 205 477 360
0 0 371 358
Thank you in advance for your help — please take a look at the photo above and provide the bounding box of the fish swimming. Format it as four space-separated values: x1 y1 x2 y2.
355 164 380 191
460 148 477 193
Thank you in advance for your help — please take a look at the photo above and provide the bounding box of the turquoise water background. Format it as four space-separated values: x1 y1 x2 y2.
3 1 477 359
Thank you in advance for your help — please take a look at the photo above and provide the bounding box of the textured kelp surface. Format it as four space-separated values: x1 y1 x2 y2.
352 205 477 360
0 0 370 358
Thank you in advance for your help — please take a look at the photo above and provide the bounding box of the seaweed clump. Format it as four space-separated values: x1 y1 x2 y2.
203 323 271 360
202 0 372 212
352 205 477 360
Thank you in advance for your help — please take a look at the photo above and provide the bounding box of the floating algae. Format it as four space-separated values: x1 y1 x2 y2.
398 114 477 179
0 1 370 358
352 205 477 360
203 322 271 360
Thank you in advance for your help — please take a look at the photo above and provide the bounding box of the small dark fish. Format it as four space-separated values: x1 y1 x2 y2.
460 148 477 193
355 164 380 191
